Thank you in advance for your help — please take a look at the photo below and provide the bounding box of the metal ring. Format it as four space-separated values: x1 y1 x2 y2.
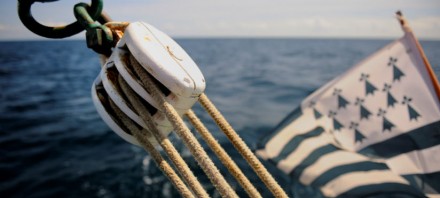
17 0 103 38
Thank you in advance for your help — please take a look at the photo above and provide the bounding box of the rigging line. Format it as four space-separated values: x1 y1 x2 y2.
118 75 210 198
185 109 262 198
108 99 194 198
129 55 239 198
199 94 289 198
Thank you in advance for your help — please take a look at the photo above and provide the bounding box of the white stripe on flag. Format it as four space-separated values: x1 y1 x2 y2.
320 170 410 197
299 151 370 185
386 144 440 175
277 133 332 173
259 113 317 160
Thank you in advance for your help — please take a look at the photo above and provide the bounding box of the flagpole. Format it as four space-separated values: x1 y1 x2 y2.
396 11 440 102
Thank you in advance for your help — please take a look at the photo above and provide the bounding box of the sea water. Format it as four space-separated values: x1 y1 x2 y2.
1 39 439 197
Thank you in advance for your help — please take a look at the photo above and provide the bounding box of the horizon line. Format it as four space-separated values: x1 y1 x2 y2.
1 35 439 42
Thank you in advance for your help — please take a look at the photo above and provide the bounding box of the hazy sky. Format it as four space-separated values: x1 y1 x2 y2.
1 0 439 40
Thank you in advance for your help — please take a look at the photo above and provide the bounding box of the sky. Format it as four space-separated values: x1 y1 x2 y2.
1 0 440 40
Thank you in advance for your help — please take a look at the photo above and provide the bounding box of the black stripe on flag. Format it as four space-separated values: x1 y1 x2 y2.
359 121 440 158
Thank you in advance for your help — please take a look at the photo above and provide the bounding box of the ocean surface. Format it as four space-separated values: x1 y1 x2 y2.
1 38 439 198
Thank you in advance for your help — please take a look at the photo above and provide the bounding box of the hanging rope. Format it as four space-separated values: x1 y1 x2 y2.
129 55 239 198
108 99 194 198
199 94 289 198
118 76 210 198
185 110 262 198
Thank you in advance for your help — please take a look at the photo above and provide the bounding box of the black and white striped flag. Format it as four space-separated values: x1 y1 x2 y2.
257 16 440 197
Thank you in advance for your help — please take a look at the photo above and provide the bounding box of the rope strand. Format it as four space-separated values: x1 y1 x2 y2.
118 75 210 198
199 94 289 198
108 100 194 198
129 55 239 198
185 110 262 198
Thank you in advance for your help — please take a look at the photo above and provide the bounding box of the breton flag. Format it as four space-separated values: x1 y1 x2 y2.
257 12 440 197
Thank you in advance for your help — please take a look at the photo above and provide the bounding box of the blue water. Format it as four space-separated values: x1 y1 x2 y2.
1 39 439 198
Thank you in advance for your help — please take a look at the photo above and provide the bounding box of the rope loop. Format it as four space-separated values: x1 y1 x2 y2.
17 0 103 38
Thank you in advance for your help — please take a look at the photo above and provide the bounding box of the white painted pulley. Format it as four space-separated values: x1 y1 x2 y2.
92 22 206 146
